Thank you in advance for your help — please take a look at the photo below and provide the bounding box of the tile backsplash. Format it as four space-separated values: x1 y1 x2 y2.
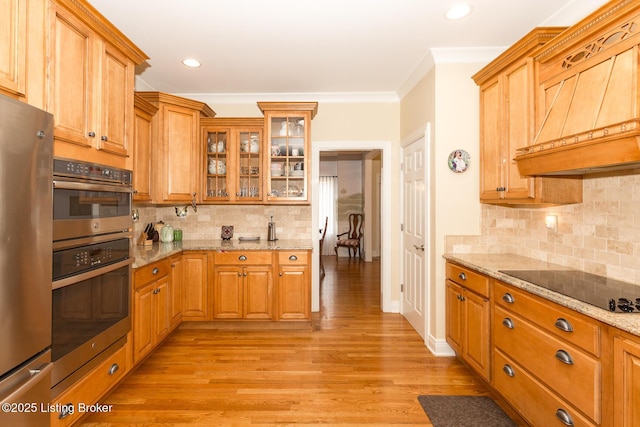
133 205 312 241
445 171 640 283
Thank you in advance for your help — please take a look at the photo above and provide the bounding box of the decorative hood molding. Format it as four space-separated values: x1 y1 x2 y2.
515 0 640 176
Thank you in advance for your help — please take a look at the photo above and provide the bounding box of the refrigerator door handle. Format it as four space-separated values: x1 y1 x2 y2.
0 363 53 404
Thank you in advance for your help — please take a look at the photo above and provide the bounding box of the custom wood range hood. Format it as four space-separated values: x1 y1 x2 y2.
515 0 640 176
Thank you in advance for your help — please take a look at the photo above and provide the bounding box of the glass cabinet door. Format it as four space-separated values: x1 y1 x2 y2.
204 129 229 200
267 115 306 200
236 130 262 201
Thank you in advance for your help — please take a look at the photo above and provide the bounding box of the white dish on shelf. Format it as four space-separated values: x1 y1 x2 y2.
271 170 283 177
290 170 304 177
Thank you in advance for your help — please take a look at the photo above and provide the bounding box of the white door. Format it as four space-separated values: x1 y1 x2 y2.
402 136 426 339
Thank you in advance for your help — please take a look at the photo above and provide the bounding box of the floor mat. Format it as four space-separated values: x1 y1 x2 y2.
418 395 518 427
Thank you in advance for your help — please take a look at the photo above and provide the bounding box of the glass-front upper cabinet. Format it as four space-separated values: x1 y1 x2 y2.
201 118 263 203
258 102 318 204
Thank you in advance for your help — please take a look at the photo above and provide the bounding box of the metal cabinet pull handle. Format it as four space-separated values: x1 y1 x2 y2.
152 267 159 275
458 272 466 280
502 318 515 329
108 363 119 375
555 350 574 365
459 295 465 301
289 255 298 261
555 409 574 426
101 135 108 141
502 293 514 304
279 272 283 276
88 131 96 137
59 403 74 419
554 318 573 333
238 272 242 277
239 255 247 261
502 364 515 377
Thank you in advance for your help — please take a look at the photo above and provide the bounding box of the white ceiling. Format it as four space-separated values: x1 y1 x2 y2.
90 0 609 98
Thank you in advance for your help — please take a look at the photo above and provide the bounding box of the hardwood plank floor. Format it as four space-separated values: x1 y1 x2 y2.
81 256 518 426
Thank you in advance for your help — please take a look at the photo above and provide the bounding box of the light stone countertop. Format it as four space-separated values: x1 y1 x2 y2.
443 253 640 337
132 239 313 269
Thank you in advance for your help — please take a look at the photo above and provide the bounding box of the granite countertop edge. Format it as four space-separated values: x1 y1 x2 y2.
133 239 313 269
443 253 640 337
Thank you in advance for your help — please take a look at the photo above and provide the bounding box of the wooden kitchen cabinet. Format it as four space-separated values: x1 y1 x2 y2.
493 279 602 426
169 254 183 329
613 333 640 427
258 102 317 204
200 117 264 203
445 262 490 380
212 251 274 319
135 92 215 204
131 94 158 202
182 251 209 320
277 251 311 320
132 259 171 364
472 27 582 206
49 0 147 169
50 343 128 427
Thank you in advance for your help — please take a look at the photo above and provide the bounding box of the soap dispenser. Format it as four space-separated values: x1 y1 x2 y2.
268 216 277 241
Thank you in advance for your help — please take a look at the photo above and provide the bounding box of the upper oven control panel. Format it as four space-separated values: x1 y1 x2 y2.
53 158 132 185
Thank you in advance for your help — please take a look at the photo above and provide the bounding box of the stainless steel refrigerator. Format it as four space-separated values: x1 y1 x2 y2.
0 94 53 426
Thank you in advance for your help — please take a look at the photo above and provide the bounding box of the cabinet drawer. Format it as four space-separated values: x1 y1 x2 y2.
494 349 597 427
214 250 273 265
494 280 600 356
50 344 127 427
494 305 600 422
134 259 171 287
278 251 309 265
446 263 489 298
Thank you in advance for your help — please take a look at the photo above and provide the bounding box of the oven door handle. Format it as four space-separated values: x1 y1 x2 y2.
53 258 133 290
53 180 133 193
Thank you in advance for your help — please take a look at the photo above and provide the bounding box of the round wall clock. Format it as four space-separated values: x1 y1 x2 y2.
448 149 470 173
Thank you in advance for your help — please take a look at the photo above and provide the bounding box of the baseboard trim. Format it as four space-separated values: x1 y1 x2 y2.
427 335 456 356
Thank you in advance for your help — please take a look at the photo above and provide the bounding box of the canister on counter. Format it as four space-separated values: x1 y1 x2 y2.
173 229 183 241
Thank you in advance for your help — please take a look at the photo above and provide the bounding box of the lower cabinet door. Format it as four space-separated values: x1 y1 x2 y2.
212 267 243 319
614 336 640 427
278 265 309 320
244 266 273 319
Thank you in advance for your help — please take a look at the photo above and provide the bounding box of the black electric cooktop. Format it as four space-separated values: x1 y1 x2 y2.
499 269 640 313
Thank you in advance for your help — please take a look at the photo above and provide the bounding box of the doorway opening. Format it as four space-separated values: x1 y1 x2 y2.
311 141 393 314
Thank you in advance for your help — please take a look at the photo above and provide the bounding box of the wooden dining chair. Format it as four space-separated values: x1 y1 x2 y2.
319 216 328 277
334 213 364 259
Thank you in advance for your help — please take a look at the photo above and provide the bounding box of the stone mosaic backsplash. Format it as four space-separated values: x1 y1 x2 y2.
133 204 312 242
445 171 640 283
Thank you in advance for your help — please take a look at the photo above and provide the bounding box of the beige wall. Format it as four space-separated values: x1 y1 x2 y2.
400 61 485 347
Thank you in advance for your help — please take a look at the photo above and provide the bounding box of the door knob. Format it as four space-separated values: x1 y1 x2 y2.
413 244 424 251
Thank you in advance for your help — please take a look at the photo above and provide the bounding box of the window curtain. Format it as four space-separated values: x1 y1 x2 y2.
318 176 338 255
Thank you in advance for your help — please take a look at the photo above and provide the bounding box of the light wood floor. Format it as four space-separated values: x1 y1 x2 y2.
81 256 518 426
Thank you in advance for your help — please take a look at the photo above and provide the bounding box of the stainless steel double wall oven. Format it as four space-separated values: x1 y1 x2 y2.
51 158 133 397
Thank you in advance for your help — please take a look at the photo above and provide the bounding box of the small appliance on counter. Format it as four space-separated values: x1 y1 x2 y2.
268 216 277 241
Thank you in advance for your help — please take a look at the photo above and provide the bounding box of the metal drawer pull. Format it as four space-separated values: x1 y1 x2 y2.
239 255 247 261
554 318 574 333
289 255 298 261
502 293 514 304
555 350 574 365
108 363 119 376
458 272 466 281
152 267 159 275
502 318 515 329
502 364 515 377
59 403 74 419
555 409 574 426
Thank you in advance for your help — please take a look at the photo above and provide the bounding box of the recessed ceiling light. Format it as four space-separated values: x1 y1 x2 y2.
445 4 472 20
182 58 201 68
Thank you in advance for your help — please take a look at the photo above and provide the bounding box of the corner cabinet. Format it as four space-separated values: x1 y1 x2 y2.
135 92 216 204
132 94 158 202
472 27 582 206
258 102 317 204
200 117 264 203
49 0 148 169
